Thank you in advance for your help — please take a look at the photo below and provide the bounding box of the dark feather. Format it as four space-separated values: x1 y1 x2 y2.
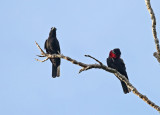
44 27 61 78
107 50 130 94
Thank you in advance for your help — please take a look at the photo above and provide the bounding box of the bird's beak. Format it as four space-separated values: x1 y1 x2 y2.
51 27 57 30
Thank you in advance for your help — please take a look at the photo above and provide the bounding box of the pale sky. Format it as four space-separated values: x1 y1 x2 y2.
0 0 160 115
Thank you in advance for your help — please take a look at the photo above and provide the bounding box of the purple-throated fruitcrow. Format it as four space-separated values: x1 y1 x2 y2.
107 48 130 94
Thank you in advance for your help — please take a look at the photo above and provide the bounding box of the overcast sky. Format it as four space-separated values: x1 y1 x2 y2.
0 0 160 115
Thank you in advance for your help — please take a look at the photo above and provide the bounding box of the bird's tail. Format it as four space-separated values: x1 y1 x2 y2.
52 64 60 78
120 81 131 94
57 65 60 77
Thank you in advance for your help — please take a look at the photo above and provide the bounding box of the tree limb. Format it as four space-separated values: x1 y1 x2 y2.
35 41 160 112
35 57 49 62
85 55 103 65
145 0 160 63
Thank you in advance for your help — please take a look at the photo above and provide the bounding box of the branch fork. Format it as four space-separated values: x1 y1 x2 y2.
35 41 160 112
145 0 160 62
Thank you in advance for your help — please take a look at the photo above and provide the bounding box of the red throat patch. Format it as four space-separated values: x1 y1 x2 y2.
109 50 119 58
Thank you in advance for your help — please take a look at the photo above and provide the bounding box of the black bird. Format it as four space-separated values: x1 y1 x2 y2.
107 48 130 94
44 27 61 78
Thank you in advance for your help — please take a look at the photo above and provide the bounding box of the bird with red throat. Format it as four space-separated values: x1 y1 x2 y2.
107 48 130 94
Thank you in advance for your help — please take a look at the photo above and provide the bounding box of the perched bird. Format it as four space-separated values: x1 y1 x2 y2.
44 27 61 78
107 48 130 94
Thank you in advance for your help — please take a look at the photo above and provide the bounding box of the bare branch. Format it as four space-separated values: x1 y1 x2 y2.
35 41 46 56
153 52 160 63
85 55 103 65
79 66 91 73
36 55 46 57
145 0 160 62
35 57 49 62
35 42 160 112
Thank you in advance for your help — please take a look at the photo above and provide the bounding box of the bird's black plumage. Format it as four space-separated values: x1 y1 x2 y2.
107 48 130 94
44 27 61 78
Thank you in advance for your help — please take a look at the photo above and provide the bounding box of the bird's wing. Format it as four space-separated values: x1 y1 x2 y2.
107 57 115 68
120 58 126 70
119 58 129 79
44 39 48 50
56 39 61 53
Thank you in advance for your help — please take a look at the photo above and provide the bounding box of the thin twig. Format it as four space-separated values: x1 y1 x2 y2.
35 41 46 55
79 66 90 73
145 0 160 62
37 55 46 57
35 42 160 112
85 55 103 65
35 57 49 62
